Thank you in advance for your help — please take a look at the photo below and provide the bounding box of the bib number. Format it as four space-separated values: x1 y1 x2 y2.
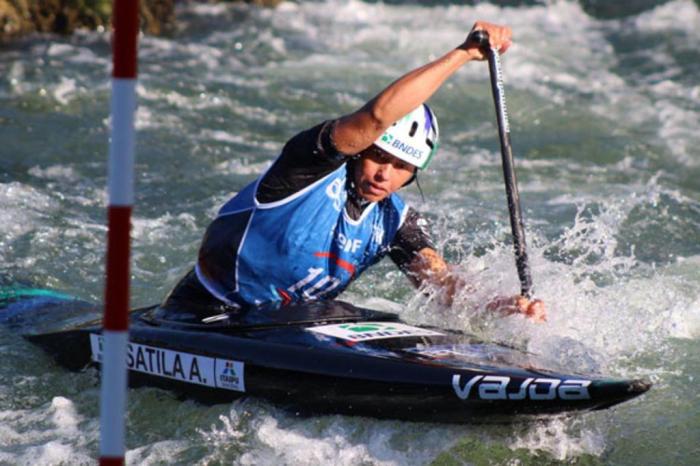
288 267 342 299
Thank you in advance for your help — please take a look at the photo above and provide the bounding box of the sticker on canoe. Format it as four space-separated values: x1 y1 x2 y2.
307 321 443 342
89 334 245 392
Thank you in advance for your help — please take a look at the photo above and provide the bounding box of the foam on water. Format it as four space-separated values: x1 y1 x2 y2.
0 396 94 466
402 170 700 372
125 440 190 465
46 42 109 66
137 86 231 111
634 0 700 34
132 213 199 243
215 157 273 176
0 183 57 241
133 101 185 131
2 0 699 464
610 0 700 166
3 39 109 108
509 417 606 461
240 417 411 466
195 402 464 466
27 165 80 183
130 212 201 299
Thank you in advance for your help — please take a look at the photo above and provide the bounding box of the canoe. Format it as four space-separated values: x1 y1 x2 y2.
1 287 651 423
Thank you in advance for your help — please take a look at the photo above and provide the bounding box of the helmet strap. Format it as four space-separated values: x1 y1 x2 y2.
399 169 424 201
401 167 418 188
414 173 425 202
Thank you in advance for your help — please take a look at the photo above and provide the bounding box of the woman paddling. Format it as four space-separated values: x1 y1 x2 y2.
163 21 545 323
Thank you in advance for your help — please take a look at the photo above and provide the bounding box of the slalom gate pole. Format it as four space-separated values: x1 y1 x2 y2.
469 30 533 298
101 1 139 465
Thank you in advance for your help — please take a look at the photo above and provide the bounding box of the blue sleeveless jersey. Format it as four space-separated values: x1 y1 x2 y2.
195 164 407 306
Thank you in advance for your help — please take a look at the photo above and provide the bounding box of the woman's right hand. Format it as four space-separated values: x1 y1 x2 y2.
486 295 547 323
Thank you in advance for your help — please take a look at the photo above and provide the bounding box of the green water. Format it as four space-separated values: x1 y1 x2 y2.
1 0 698 464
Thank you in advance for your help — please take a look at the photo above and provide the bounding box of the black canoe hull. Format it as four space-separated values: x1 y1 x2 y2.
5 291 650 423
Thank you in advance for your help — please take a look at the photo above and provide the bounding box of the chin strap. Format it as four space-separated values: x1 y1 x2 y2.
402 170 417 187
414 174 425 202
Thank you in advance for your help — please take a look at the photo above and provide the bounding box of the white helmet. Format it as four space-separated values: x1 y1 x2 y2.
373 104 439 170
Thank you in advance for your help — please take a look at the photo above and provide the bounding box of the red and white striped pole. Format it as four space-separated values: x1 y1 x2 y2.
101 1 139 465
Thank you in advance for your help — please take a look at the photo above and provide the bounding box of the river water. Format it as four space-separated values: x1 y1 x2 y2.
1 0 698 464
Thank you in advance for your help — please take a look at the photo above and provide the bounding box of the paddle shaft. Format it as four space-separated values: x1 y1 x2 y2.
469 30 533 298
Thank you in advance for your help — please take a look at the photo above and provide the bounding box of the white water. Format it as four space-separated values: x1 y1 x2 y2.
1 0 699 464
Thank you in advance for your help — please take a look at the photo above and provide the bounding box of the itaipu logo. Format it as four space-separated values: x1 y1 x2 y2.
222 361 237 376
218 360 242 389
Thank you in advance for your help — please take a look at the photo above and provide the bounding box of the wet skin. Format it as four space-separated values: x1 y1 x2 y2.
353 145 416 202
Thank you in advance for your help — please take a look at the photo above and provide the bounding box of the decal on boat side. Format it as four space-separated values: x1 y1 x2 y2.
89 334 245 392
307 322 443 342
452 375 591 401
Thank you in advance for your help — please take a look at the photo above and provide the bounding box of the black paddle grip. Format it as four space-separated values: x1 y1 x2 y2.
468 29 490 48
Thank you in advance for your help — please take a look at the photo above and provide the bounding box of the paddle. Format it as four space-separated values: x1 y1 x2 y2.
469 30 533 298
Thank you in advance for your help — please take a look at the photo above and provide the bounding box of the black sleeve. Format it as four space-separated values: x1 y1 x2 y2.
389 207 436 272
256 120 350 203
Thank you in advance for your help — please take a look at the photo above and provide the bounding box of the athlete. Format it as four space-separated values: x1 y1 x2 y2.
163 21 546 323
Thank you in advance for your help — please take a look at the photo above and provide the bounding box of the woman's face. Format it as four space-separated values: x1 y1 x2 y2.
353 145 416 202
